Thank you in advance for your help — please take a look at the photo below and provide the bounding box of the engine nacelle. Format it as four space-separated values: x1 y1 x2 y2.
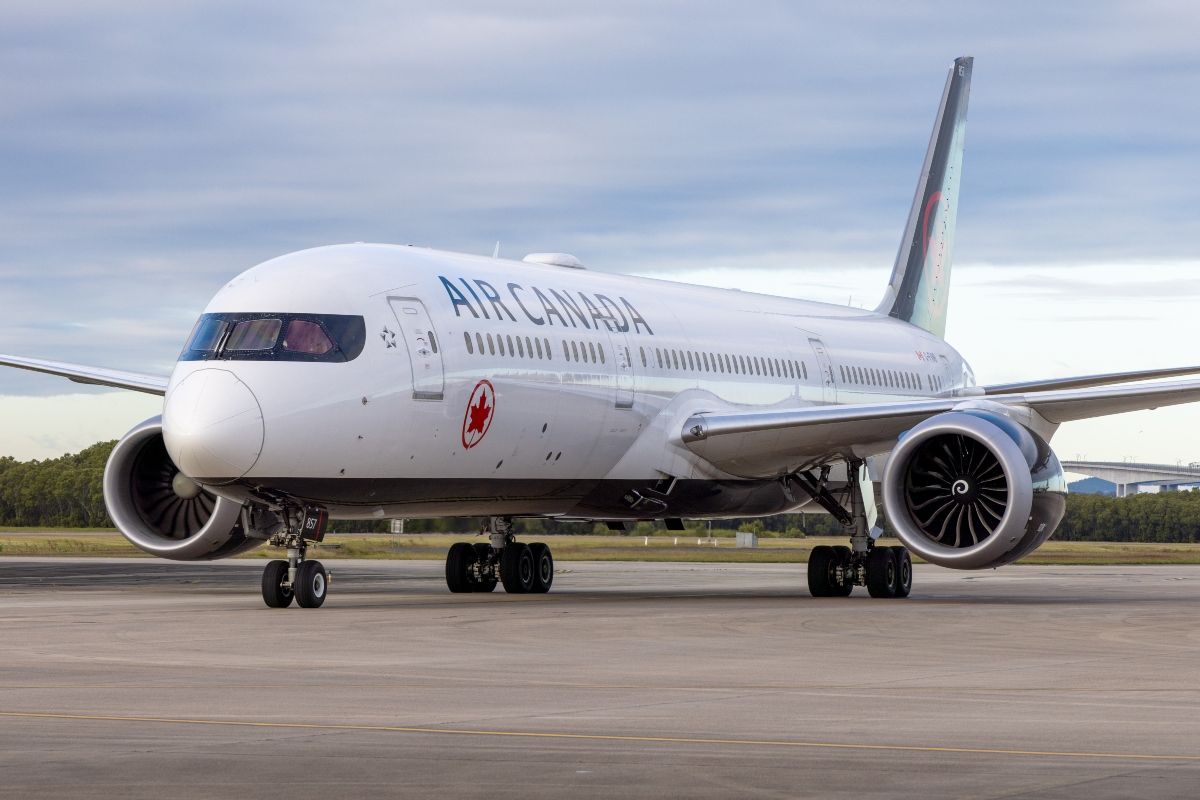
103 416 261 560
881 410 1067 569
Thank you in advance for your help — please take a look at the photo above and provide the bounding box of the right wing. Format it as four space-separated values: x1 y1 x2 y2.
0 354 168 396
981 365 1200 395
680 377 1200 478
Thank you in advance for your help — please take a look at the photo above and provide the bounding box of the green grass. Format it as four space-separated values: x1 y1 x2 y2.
2 531 1200 564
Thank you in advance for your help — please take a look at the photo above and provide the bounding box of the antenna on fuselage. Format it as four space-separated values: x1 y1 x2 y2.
492 241 501 259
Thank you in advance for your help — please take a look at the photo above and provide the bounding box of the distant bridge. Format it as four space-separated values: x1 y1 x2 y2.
1061 460 1200 497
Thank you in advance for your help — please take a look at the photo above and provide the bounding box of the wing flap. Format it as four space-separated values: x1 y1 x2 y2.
0 354 168 396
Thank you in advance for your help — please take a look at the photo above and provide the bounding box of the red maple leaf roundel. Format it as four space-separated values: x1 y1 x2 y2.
461 380 496 449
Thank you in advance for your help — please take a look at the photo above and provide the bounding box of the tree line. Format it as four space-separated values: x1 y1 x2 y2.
2 441 1199 542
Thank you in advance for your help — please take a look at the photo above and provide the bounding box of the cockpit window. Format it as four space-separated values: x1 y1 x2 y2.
282 319 333 355
180 313 366 363
226 319 282 351
186 317 227 352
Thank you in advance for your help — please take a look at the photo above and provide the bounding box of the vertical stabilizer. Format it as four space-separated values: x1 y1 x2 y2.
875 56 972 339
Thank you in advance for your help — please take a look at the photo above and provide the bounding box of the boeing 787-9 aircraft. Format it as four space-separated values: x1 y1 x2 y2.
5 57 1200 607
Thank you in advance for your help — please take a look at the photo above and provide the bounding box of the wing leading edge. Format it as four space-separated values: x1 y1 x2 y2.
0 354 168 396
681 377 1200 478
981 365 1200 395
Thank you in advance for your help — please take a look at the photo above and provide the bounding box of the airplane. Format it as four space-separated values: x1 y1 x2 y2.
5 56 1200 608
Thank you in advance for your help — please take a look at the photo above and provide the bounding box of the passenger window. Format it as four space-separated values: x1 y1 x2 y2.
543 338 551 359
497 336 506 356
281 319 334 355
588 342 598 362
535 338 543 359
639 347 646 367
598 344 606 364
476 333 485 354
226 318 281 351
487 334 496 355
464 332 474 354
506 335 515 356
570 341 579 361
516 337 525 358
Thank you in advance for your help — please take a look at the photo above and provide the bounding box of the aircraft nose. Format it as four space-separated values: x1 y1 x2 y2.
163 368 264 483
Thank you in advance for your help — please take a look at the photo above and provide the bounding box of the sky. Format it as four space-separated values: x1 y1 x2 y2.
1 1 1199 464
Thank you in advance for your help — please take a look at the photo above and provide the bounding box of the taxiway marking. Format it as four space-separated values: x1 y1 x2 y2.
2 710 1199 762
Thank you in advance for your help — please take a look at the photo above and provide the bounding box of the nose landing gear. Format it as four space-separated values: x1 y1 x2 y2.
261 506 330 609
445 517 554 595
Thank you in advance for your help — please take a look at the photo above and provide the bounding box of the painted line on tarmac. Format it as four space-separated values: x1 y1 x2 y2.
2 710 1199 762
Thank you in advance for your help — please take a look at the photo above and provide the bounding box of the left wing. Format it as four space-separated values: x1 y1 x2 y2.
680 377 1200 478
0 354 168 396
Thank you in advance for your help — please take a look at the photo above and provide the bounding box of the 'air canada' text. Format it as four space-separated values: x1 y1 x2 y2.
438 275 654 335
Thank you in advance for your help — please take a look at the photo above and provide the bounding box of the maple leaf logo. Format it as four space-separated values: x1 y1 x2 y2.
461 380 495 449
466 393 491 435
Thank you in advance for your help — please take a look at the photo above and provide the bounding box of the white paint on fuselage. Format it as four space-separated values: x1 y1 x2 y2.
163 243 970 518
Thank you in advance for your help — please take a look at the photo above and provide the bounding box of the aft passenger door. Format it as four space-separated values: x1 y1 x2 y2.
387 297 444 400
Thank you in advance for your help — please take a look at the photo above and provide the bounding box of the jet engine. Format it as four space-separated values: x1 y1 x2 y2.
881 410 1067 569
103 416 261 560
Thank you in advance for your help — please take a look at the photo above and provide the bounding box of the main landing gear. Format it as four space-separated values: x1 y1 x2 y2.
261 507 330 609
445 517 554 594
797 461 913 599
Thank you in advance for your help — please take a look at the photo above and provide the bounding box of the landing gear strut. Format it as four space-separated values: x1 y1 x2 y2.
261 506 330 609
446 517 554 595
797 461 912 599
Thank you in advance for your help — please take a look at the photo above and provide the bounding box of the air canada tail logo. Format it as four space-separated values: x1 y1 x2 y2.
461 380 496 450
921 190 942 260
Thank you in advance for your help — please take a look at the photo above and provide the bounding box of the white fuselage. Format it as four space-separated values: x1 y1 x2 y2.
161 244 972 520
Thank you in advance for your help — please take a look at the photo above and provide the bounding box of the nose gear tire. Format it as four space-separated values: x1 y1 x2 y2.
261 559 294 608
295 560 328 608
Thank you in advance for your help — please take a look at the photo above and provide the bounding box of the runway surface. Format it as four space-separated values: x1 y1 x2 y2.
2 557 1200 798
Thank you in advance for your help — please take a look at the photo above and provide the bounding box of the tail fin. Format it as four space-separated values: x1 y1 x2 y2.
876 56 973 339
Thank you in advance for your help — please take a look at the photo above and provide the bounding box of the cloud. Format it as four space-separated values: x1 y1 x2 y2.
3 0 1200 476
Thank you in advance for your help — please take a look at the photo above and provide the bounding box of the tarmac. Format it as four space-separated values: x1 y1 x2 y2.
2 556 1200 799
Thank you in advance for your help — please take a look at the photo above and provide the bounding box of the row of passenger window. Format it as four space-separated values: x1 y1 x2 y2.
464 331 557 361
462 329 953 395
464 330 811 383
464 330 610 366
838 363 942 393
641 346 809 381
